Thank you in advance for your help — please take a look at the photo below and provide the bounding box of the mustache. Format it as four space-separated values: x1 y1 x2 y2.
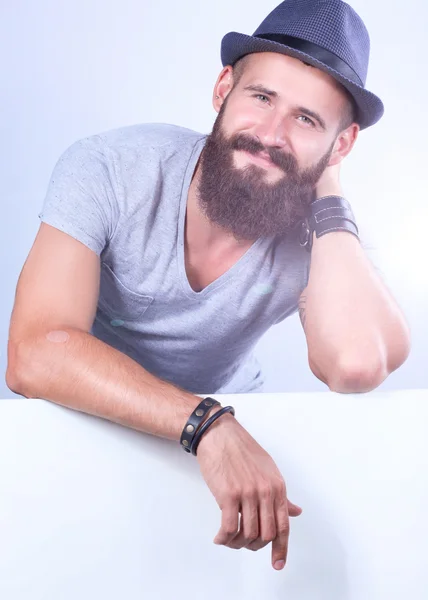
230 134 298 173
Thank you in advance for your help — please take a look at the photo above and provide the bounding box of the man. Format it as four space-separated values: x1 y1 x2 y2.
6 0 410 572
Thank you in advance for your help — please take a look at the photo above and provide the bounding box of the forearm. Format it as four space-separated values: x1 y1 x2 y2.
7 328 210 442
303 231 411 387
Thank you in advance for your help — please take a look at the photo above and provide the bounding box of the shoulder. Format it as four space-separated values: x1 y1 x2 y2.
94 122 206 155
54 124 206 179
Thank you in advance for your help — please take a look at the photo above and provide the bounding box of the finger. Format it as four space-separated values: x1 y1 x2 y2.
288 500 303 517
226 495 259 550
271 494 290 570
213 500 240 546
247 498 301 552
246 489 276 552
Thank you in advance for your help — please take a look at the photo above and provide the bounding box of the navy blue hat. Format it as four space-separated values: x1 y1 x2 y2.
221 0 384 130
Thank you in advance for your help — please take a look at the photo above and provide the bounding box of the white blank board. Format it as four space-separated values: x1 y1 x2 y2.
0 390 427 599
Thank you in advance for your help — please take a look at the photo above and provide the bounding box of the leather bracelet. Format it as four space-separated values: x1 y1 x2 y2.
298 195 359 252
191 405 236 456
180 397 221 453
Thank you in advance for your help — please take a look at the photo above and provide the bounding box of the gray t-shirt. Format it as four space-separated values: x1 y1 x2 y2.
39 123 311 394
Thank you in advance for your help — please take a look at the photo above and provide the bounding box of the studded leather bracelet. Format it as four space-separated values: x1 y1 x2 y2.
298 195 360 252
191 406 236 456
180 397 221 453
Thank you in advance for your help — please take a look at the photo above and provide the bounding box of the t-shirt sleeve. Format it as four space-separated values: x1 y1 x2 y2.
38 135 120 256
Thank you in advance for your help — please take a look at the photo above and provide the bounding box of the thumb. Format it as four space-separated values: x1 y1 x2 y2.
287 500 303 517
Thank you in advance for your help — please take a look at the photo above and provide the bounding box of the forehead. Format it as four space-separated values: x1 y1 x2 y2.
239 52 347 115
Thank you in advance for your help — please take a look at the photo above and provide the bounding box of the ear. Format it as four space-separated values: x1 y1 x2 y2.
328 123 360 166
212 65 234 111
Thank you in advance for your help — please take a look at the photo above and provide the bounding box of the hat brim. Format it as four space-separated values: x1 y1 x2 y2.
221 32 384 130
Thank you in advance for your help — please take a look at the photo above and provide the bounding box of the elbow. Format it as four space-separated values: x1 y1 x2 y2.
326 358 389 394
5 365 30 397
6 338 22 394
311 329 411 395
6 339 34 398
386 327 412 373
5 367 22 395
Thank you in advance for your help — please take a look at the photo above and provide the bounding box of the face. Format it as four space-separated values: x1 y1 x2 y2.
197 52 356 242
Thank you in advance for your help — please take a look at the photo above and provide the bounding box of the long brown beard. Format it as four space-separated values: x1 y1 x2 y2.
197 100 334 242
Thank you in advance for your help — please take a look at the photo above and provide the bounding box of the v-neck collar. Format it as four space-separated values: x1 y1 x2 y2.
176 136 266 299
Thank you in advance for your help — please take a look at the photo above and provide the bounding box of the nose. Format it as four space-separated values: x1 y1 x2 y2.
254 112 288 149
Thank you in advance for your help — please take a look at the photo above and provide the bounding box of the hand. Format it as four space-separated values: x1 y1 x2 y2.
196 411 302 571
315 161 343 199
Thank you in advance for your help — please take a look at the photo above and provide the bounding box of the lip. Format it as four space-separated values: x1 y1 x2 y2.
242 150 275 168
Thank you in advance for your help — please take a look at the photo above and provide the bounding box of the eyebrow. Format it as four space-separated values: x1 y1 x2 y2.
244 84 278 98
243 84 327 131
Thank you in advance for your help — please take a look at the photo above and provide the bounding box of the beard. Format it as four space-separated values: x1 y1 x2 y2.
196 99 335 242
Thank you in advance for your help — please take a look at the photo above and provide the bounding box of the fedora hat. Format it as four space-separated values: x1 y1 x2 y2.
221 0 384 130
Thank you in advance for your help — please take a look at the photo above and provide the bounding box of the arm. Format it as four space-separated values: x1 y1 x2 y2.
6 223 219 441
298 167 411 393
6 222 302 571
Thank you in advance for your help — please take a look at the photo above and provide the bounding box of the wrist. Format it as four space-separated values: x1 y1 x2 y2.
300 195 359 252
314 173 343 199
311 228 360 248
314 186 343 200
195 409 237 454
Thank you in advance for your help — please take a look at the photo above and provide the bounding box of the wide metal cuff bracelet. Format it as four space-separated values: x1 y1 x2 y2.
299 195 359 252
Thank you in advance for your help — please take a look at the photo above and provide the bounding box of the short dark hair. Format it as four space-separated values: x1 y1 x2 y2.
232 54 251 87
231 54 358 133
337 87 358 132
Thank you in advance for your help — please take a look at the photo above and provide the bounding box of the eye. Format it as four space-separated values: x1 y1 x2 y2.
298 115 315 127
254 94 270 103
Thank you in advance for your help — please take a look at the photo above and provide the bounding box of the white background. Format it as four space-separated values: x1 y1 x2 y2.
1 0 427 394
1 390 427 599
